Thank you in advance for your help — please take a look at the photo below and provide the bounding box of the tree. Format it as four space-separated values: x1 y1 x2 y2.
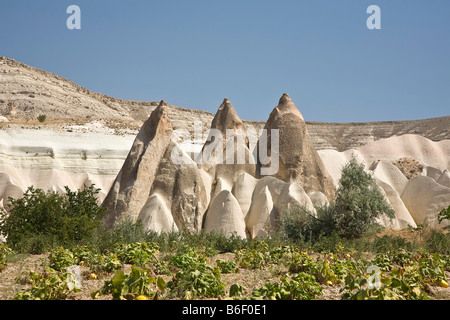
333 156 395 238
0 185 105 252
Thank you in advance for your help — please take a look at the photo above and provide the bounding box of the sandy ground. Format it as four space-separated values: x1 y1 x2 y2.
1 248 448 301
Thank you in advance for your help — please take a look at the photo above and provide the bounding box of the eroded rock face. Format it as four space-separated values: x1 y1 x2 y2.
245 186 273 239
401 176 450 227
437 170 450 189
257 93 336 201
100 93 448 237
138 193 177 233
197 98 256 184
102 101 174 227
203 190 247 238
148 142 208 232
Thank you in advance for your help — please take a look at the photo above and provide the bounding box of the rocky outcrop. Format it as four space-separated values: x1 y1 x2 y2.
102 101 209 232
2 56 450 152
245 185 273 239
203 190 247 238
197 98 255 185
102 101 175 227
401 176 450 227
257 93 336 201
437 170 450 189
1 57 449 234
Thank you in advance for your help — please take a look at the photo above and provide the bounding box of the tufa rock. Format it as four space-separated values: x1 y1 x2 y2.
257 93 336 201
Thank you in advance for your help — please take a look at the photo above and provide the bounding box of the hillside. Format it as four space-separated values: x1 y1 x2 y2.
1 56 449 152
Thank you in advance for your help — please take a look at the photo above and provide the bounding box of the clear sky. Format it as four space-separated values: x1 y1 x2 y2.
1 0 449 122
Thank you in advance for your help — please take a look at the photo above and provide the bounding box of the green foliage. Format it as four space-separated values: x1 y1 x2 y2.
438 205 450 224
277 157 395 243
425 230 450 255
92 266 165 300
48 247 76 272
340 250 448 300
37 114 46 123
166 246 226 299
114 242 159 266
235 240 274 269
216 259 237 273
0 243 13 272
168 266 225 299
229 283 247 297
277 206 316 243
14 267 80 300
252 273 323 300
169 246 208 270
333 157 395 238
0 185 105 252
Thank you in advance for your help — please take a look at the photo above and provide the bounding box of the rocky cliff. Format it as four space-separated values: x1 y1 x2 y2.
1 56 449 152
1 57 449 232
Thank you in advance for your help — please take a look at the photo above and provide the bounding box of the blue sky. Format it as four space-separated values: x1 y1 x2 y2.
1 0 449 122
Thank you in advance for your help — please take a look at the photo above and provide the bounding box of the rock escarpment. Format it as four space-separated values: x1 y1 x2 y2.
102 95 342 237
2 56 450 152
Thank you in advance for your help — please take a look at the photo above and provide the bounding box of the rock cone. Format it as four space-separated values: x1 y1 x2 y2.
257 93 336 200
102 101 174 227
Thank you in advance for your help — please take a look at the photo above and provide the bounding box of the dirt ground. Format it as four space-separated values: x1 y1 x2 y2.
1 249 448 301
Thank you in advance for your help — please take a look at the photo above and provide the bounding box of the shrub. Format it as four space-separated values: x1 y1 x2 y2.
0 243 12 272
92 266 166 300
14 267 81 300
332 156 395 239
252 272 323 300
48 247 76 272
277 206 316 243
37 114 46 123
0 185 105 252
277 157 395 243
438 205 450 224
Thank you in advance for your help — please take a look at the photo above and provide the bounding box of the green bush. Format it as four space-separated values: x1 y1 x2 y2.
14 267 80 300
37 114 46 123
277 157 395 243
252 272 323 300
438 205 450 224
333 156 395 238
0 243 12 272
0 185 105 252
48 246 76 272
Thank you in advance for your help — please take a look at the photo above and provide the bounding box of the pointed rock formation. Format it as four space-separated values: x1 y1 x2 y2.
276 183 316 215
102 101 174 227
232 172 259 217
148 143 208 232
437 170 450 189
375 178 416 229
197 98 256 184
138 193 178 233
257 93 335 201
370 160 408 196
425 166 443 181
203 190 247 238
245 185 274 239
102 100 209 232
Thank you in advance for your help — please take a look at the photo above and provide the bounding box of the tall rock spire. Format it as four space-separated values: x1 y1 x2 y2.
257 93 336 200
197 98 254 180
101 100 174 227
